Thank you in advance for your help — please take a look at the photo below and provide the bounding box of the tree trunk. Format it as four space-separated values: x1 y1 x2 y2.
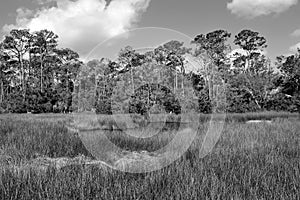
40 58 43 93
245 59 249 73
181 63 184 94
0 78 3 105
78 73 82 112
147 84 150 110
245 87 261 110
175 70 178 91
130 67 135 93
158 68 161 83
94 73 98 112
19 55 26 102
28 46 32 86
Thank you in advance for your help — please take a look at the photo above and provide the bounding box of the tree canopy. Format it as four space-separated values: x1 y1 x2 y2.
0 28 299 114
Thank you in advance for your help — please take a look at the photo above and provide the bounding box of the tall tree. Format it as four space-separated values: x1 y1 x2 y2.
54 48 82 112
0 44 10 107
32 30 58 93
192 30 231 108
152 41 190 92
192 30 231 66
93 59 120 114
118 46 145 93
163 40 190 91
274 50 300 112
275 51 300 96
233 29 267 72
229 30 271 111
2 29 31 100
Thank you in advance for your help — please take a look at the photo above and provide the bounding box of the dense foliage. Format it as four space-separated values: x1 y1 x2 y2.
0 29 82 113
0 29 299 114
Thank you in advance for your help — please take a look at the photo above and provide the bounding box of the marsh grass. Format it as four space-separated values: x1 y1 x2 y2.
0 112 299 199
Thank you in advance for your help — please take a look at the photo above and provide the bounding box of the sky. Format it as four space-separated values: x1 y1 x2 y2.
1 0 300 62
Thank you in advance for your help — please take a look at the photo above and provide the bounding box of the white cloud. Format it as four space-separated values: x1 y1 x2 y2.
2 8 34 33
3 0 151 57
291 29 300 37
227 48 267 58
289 42 300 52
226 48 268 69
35 0 57 4
227 0 298 18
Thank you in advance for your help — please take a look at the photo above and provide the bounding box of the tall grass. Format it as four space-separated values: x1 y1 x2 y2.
0 113 300 199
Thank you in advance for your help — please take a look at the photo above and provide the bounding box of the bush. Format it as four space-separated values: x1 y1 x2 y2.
0 106 5 114
197 88 212 114
95 97 112 114
265 93 297 112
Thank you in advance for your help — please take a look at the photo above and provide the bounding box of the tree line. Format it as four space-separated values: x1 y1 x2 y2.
0 29 299 114
0 29 82 113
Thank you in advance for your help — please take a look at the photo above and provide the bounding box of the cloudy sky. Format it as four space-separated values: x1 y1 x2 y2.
1 0 300 61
